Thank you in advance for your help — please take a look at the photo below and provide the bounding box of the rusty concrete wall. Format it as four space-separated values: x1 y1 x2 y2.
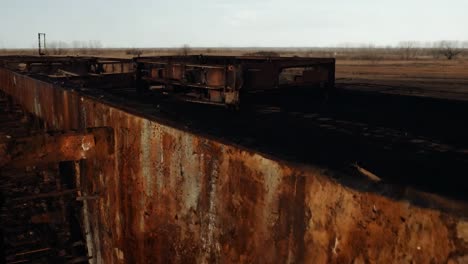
1 68 467 264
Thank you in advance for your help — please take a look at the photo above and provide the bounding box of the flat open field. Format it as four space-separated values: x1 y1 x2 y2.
336 59 468 101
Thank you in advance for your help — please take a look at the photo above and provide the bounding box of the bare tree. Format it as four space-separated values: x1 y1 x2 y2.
47 41 70 55
463 41 468 48
88 40 103 54
47 42 56 54
357 44 384 63
180 44 191 56
71 40 84 55
126 48 143 56
71 40 81 49
437 41 462 60
69 40 102 55
79 41 89 54
0 41 5 55
398 41 419 60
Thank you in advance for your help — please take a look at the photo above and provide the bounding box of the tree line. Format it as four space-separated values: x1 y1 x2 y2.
398 40 467 60
45 40 103 55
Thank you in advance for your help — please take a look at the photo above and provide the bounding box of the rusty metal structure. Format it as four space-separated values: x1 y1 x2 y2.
0 55 468 263
135 55 335 106
0 93 93 263
38 33 46 56
0 55 132 76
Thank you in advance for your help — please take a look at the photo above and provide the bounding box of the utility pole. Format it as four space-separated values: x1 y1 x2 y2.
38 33 46 55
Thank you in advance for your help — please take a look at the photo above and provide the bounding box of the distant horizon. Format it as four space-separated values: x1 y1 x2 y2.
2 0 467 49
2 42 468 50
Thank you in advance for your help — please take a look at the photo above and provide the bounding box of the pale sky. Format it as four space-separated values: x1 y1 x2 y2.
1 0 467 48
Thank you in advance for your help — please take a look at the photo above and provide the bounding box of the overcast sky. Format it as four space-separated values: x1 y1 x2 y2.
1 0 467 48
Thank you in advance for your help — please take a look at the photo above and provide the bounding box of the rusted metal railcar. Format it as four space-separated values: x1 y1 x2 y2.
0 55 133 76
134 55 335 107
1 60 468 263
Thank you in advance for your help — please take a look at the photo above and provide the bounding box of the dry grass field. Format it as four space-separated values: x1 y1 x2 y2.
336 59 468 101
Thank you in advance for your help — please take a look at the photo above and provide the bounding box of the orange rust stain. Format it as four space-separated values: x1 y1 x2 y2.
1 68 467 263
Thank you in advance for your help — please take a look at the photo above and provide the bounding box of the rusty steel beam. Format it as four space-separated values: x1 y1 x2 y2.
0 132 95 168
14 248 51 257
30 212 64 224
0 55 132 77
11 189 78 202
135 55 336 107
1 57 468 263
0 92 93 264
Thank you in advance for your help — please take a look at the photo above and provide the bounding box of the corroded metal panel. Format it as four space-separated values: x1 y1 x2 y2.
0 132 95 168
0 67 467 263
0 93 90 262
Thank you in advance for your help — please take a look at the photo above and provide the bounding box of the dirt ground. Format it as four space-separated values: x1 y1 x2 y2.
336 59 468 101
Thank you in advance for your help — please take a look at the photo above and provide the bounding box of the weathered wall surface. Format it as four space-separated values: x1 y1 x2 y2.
1 68 467 263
